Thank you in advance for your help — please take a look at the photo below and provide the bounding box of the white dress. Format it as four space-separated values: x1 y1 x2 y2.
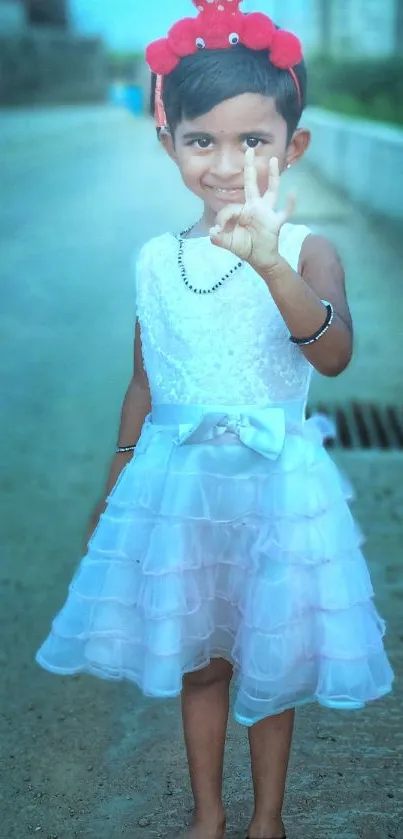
36 223 394 726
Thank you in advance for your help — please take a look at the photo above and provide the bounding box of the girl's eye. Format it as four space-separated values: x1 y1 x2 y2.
191 138 212 149
195 37 206 49
186 137 211 149
244 137 265 149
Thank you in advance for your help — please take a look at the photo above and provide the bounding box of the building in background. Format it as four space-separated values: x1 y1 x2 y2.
326 0 401 57
0 0 107 105
260 0 402 57
0 0 70 31
267 0 323 53
23 0 69 28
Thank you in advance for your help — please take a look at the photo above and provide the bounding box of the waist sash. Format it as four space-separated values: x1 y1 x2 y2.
151 401 334 461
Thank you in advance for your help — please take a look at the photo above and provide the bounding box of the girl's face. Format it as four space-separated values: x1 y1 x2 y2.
162 92 310 226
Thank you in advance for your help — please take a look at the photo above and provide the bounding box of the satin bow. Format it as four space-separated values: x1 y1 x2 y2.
176 407 286 460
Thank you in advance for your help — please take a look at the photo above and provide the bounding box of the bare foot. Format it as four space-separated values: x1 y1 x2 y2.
179 813 226 839
247 815 286 839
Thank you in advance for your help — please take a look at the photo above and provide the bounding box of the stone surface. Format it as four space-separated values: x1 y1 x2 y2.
0 108 402 839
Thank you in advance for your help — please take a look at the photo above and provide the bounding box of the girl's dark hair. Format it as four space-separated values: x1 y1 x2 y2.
152 45 307 143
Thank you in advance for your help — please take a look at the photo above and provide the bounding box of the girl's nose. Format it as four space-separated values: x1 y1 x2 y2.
210 147 243 179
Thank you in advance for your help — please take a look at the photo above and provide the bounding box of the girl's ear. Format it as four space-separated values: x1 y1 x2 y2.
286 128 311 167
159 127 177 161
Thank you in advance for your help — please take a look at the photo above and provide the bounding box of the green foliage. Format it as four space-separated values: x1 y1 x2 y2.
107 51 143 82
307 56 403 126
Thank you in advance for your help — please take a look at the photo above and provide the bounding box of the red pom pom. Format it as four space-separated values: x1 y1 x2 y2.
168 18 198 56
146 39 179 75
241 13 276 50
191 0 242 10
270 30 303 69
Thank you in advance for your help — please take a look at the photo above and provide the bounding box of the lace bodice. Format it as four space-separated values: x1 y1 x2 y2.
135 223 313 406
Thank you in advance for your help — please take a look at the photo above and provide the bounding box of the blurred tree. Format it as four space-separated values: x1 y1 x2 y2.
108 51 143 83
308 54 403 125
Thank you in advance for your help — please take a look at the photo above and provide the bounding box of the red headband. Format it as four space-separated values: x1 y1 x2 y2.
146 0 303 128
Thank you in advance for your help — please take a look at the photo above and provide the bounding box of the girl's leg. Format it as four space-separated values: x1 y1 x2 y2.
180 657 233 839
247 708 295 839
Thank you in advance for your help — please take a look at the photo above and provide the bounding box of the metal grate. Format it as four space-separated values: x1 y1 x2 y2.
307 402 403 450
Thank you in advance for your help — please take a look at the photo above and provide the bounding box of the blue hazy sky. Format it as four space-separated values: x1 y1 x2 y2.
70 0 277 50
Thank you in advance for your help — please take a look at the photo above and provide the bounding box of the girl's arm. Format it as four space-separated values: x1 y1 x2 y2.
259 234 353 377
210 152 353 378
85 320 151 543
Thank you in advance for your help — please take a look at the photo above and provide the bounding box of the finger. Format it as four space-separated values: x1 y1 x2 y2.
212 203 245 234
264 156 280 209
276 191 297 227
210 227 236 251
244 147 260 202
209 219 239 252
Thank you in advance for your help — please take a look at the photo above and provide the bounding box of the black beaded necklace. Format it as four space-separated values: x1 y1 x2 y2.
178 224 243 295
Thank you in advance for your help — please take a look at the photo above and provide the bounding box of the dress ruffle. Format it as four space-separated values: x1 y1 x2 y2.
36 418 394 724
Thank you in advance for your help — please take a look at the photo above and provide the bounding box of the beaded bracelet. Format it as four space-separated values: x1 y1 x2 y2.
289 300 334 346
116 444 136 454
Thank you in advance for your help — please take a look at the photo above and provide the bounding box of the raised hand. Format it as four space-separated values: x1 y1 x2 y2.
209 148 296 272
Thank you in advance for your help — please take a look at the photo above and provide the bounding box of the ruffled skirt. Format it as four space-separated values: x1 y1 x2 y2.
36 401 394 725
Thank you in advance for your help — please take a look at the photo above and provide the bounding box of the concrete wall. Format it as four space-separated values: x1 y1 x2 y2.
0 30 107 105
304 107 403 222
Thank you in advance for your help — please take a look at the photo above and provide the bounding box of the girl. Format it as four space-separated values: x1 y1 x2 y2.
36 2 394 838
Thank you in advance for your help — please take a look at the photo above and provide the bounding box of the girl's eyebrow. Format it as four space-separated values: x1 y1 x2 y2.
181 131 213 140
181 130 276 141
239 131 276 141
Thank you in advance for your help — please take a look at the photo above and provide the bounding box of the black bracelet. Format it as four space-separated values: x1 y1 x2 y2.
116 444 136 454
289 300 334 346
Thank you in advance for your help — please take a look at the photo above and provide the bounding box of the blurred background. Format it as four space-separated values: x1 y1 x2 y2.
1 2 402 838
1 0 403 117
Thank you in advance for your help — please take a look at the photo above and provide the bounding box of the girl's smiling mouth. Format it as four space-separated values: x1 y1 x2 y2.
207 185 245 197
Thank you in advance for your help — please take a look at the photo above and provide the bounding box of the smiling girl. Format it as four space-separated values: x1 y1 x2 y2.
36 2 394 837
